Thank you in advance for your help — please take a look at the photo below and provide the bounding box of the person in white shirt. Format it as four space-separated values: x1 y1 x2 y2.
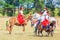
30 11 40 32
31 11 40 24
34 11 42 33
32 12 40 19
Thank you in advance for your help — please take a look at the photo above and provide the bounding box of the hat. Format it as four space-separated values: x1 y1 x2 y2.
20 6 24 10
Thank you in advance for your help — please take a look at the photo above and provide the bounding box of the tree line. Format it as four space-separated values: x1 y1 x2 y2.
0 0 60 17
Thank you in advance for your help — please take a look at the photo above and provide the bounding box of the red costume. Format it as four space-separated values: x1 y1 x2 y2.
41 8 50 27
17 11 25 25
41 18 50 27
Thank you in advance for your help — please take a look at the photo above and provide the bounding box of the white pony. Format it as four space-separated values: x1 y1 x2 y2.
31 12 40 27
50 17 57 29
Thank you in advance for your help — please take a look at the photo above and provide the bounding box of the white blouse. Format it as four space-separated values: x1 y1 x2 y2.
19 10 23 15
40 15 50 22
32 13 40 20
43 10 47 16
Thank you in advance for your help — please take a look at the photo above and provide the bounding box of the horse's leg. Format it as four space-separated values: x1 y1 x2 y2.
6 24 9 30
31 22 34 27
38 29 40 36
39 31 43 36
34 27 37 36
50 26 54 36
35 21 40 36
38 31 42 36
35 30 37 36
46 31 50 36
50 30 53 37
46 27 53 37
6 21 13 34
38 25 43 36
40 30 43 36
8 25 13 34
49 29 53 37
49 23 55 36
38 28 43 37
22 24 25 32
45 28 51 37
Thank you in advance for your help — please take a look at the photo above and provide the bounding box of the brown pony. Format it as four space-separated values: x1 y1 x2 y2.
6 15 31 34
37 21 56 37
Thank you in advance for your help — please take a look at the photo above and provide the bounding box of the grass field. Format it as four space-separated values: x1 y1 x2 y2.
0 17 60 40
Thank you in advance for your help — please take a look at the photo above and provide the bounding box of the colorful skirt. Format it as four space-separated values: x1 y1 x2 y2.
17 14 25 25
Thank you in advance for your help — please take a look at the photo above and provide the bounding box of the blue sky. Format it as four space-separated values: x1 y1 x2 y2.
45 0 60 8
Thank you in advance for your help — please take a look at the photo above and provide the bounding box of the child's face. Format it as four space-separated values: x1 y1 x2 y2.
44 9 46 11
22 7 24 11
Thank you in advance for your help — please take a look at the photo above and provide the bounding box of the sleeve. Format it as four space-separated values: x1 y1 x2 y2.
43 11 47 16
38 17 41 20
32 14 36 19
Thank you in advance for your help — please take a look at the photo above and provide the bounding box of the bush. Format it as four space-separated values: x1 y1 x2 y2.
58 12 60 16
54 8 59 16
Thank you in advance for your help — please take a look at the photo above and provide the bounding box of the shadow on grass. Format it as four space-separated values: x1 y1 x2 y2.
27 34 53 37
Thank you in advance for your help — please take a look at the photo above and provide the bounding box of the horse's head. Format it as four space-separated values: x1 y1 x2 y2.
50 21 56 30
52 21 56 27
26 15 33 22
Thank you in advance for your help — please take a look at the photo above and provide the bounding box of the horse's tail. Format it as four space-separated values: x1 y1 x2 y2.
6 21 9 30
6 21 8 25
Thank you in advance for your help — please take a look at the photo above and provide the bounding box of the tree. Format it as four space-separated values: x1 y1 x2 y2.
54 8 59 16
3 0 19 16
34 0 39 10
45 0 55 16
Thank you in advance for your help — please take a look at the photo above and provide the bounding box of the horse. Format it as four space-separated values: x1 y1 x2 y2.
6 16 30 34
37 17 56 36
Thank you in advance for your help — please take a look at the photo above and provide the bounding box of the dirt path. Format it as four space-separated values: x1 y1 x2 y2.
0 17 60 40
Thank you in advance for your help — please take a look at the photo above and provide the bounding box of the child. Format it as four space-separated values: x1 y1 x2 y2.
17 6 25 25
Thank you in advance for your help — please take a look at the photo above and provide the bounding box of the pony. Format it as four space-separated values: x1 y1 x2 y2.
37 17 56 36
6 16 30 34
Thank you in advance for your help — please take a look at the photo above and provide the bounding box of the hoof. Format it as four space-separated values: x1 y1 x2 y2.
51 34 53 37
40 34 43 37
9 32 11 34
23 29 25 32
46 35 49 37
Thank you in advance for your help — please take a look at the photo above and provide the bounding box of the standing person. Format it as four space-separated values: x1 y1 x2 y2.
17 6 25 25
32 11 40 25
32 11 41 33
34 11 43 30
